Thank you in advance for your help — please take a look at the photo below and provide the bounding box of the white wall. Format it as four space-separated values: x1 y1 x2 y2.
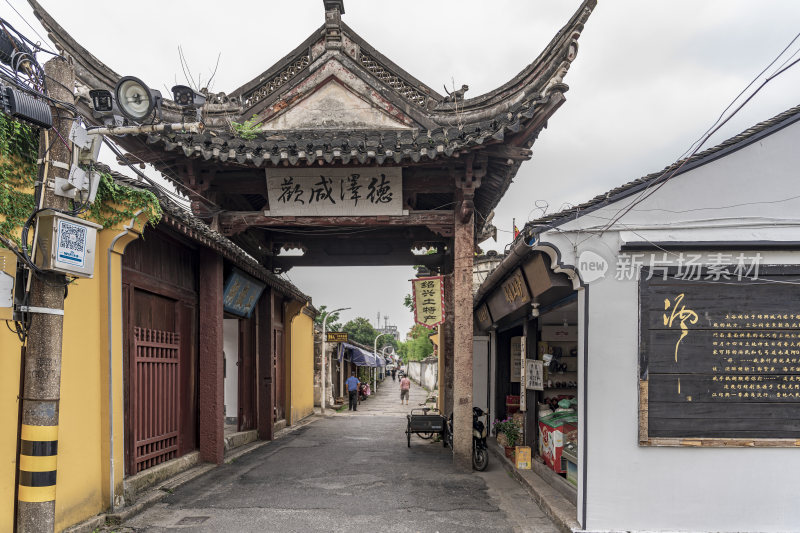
223 319 239 424
535 120 800 532
408 360 438 391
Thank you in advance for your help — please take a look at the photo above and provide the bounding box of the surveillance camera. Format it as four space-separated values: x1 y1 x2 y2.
89 89 113 113
171 85 206 108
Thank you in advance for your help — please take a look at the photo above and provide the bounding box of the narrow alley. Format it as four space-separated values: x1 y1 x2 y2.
118 378 559 532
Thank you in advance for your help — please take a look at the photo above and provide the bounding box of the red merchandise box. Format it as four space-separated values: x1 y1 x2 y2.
537 412 577 474
505 395 520 415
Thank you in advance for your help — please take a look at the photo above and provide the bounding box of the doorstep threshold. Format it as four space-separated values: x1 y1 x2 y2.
489 438 580 533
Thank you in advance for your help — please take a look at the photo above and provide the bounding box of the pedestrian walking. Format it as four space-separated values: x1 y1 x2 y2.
346 371 360 411
400 374 411 405
391 368 396 381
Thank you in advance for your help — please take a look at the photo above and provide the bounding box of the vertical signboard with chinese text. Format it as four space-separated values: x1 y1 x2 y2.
639 265 800 446
511 336 523 383
526 359 544 391
412 276 444 329
266 168 403 216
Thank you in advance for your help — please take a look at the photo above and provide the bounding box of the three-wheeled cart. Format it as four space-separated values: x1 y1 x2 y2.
406 408 447 447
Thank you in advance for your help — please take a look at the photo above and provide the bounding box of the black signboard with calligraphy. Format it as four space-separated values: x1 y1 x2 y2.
486 268 531 323
639 265 800 445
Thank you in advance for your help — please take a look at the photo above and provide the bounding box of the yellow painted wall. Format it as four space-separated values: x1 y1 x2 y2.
0 215 143 532
290 308 315 424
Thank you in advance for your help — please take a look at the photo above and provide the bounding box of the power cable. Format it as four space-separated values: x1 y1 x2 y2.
1 2 57 55
559 31 800 245
593 40 800 239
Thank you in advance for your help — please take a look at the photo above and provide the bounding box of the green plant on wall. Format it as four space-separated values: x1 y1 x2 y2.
88 171 162 229
0 113 37 246
0 114 162 249
230 114 261 140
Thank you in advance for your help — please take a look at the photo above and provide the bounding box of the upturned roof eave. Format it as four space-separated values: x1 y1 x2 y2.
429 0 596 124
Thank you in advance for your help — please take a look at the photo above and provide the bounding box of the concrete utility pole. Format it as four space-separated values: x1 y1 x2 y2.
321 307 349 412
16 57 75 532
373 332 390 393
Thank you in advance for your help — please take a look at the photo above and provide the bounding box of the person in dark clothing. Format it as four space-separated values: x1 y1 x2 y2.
346 371 360 411
391 368 396 381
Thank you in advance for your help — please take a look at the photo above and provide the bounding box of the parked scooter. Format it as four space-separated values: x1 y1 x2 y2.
472 407 489 471
445 407 490 471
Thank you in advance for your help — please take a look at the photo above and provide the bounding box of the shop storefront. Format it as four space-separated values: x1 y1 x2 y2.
476 105 800 531
475 252 579 497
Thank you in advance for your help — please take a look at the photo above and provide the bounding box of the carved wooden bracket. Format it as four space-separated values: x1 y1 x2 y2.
451 152 487 223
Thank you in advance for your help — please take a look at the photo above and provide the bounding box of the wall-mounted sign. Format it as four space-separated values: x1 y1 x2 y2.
326 332 348 343
0 249 16 321
526 359 544 391
476 303 492 330
223 268 266 318
511 336 523 383
412 275 444 329
487 268 531 323
265 167 403 216
640 266 800 446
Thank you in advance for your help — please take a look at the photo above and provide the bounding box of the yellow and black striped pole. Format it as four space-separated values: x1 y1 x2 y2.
17 424 58 504
16 57 74 533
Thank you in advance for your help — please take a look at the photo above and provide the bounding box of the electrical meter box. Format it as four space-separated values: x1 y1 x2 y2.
34 210 102 278
0 249 16 321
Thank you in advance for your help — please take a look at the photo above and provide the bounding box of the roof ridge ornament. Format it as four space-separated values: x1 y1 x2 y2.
323 0 345 50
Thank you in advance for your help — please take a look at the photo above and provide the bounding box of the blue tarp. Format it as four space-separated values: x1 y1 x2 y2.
338 342 377 367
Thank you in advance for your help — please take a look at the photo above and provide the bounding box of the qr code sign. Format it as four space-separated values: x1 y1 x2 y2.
56 220 87 267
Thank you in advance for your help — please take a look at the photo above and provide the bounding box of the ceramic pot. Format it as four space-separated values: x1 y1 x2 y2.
504 446 515 460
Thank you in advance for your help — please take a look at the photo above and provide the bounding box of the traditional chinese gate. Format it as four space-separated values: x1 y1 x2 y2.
41 0 596 470
131 327 181 473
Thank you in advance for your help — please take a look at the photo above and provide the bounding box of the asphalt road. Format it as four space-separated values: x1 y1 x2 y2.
122 376 558 533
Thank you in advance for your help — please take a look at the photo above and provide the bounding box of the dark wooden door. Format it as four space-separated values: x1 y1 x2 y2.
274 329 284 421
131 324 180 474
178 302 198 455
238 318 256 431
122 229 199 475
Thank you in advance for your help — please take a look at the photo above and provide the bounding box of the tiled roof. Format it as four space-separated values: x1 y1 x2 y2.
145 95 549 167
98 164 311 303
524 104 800 233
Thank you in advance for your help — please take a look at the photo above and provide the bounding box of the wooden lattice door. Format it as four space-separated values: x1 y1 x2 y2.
132 327 180 473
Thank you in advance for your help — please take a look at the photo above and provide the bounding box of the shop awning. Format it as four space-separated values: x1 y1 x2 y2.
376 355 386 367
338 343 377 367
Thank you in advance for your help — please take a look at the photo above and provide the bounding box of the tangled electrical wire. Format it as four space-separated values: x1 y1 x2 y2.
0 16 53 94
0 18 85 342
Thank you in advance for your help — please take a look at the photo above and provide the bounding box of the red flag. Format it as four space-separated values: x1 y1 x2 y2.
513 225 520 239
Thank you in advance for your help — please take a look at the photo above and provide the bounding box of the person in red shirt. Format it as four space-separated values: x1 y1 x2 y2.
399 375 411 405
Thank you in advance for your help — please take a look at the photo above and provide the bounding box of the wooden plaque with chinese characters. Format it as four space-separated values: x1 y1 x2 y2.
412 276 444 328
265 168 403 216
639 265 800 446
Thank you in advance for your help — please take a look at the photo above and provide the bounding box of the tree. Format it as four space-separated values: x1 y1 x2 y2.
403 293 413 311
342 317 379 346
398 324 434 363
314 305 342 332
342 317 399 353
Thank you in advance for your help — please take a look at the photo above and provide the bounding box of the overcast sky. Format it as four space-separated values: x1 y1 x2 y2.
7 0 800 338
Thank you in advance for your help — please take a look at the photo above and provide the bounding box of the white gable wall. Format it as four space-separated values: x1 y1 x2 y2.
536 118 800 532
